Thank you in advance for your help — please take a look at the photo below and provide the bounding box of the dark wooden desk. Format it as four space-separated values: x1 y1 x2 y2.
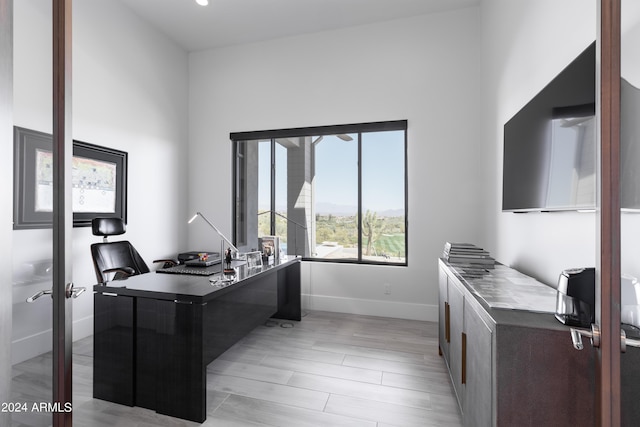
93 257 301 423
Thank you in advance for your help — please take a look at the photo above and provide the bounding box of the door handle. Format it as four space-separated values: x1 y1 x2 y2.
619 329 640 352
65 283 86 299
26 283 86 303
570 324 601 350
571 325 640 353
26 289 52 303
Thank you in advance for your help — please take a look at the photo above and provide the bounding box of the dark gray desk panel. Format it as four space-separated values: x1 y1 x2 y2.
273 260 301 321
93 257 300 423
138 298 208 422
93 293 134 406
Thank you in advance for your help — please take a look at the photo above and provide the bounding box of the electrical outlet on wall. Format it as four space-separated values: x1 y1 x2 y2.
384 283 391 295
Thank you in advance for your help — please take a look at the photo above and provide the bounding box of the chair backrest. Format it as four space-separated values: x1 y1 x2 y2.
90 218 149 283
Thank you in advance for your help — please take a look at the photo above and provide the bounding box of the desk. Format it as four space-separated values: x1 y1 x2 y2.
93 257 301 423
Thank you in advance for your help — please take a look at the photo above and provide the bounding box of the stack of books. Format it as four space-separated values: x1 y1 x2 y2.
442 242 495 268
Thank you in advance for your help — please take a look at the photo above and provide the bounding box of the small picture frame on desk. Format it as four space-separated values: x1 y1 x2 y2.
259 236 279 264
244 251 263 269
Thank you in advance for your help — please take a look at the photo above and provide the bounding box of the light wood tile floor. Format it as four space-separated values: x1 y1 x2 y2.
11 311 463 426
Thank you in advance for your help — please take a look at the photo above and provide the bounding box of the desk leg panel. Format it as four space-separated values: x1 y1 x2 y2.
137 299 206 423
93 293 135 406
273 261 301 321
204 273 278 365
135 298 158 411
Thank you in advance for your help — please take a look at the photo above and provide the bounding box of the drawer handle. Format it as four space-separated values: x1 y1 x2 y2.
445 302 451 343
461 332 467 385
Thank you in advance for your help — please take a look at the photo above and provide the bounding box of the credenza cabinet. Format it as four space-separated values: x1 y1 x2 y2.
438 259 596 426
439 265 492 426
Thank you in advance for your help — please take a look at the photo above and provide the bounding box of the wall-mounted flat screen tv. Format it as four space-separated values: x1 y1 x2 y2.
502 42 596 212
621 77 640 211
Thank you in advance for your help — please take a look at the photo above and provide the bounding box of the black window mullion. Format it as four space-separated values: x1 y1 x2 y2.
357 132 362 262
270 139 276 236
232 140 245 246
404 129 409 266
232 140 239 245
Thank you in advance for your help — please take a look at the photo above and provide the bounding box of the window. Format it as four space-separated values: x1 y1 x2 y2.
232 121 407 266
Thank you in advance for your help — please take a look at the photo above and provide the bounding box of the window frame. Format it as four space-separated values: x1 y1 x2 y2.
231 120 408 266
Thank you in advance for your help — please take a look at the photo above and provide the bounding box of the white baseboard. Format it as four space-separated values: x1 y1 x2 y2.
12 315 93 365
11 295 439 364
72 314 94 341
12 329 52 365
301 294 438 322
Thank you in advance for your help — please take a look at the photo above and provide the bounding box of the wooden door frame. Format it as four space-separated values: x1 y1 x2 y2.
597 0 621 425
52 0 73 425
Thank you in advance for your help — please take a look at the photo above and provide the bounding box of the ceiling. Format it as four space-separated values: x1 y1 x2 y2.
117 0 481 52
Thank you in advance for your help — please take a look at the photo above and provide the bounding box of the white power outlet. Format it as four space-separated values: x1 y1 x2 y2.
384 283 391 295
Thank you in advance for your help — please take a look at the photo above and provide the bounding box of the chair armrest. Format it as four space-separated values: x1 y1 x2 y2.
152 258 178 268
103 266 136 280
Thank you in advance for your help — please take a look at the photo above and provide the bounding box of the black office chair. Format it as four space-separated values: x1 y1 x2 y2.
90 217 177 283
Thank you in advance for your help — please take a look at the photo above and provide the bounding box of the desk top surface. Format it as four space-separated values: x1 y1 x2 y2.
94 256 300 303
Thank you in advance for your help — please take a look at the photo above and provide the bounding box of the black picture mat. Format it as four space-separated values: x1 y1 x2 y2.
13 126 128 229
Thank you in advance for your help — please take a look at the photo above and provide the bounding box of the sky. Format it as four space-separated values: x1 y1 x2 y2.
258 130 405 215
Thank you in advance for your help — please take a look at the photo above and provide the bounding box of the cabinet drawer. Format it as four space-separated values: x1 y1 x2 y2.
438 267 450 361
449 281 465 410
463 300 492 427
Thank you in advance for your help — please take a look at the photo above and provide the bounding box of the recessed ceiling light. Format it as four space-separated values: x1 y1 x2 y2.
195 0 209 6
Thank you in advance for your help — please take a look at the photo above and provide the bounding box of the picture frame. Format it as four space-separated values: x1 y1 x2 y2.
13 126 128 229
258 235 280 261
244 251 263 269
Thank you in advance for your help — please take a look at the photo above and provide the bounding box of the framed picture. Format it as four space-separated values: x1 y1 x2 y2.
244 251 263 269
13 126 128 229
259 236 280 260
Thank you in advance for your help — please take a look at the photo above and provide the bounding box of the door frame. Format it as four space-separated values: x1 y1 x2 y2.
0 1 14 424
52 0 74 425
597 0 622 425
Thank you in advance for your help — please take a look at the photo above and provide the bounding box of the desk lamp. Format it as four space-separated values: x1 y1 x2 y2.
188 211 239 275
257 210 308 257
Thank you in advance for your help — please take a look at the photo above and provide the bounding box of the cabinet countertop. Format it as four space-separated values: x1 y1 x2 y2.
441 258 557 314
440 258 570 333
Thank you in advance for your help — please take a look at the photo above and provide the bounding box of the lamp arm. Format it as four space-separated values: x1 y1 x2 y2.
257 210 307 230
191 211 240 253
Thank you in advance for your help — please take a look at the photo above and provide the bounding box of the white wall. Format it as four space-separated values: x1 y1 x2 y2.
621 2 640 281
479 0 600 287
189 8 483 321
11 0 189 363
